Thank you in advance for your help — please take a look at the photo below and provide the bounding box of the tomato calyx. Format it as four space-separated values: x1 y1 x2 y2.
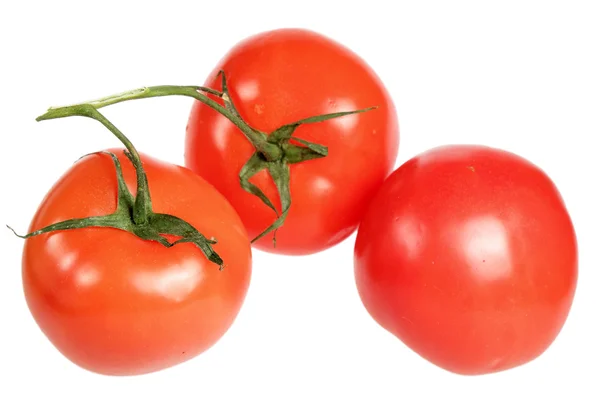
40 71 377 245
8 104 224 269
214 70 378 244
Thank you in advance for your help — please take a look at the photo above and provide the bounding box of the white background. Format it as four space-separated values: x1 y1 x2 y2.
1 1 599 399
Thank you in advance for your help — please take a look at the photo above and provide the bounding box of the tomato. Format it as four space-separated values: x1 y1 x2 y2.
21 149 252 376
354 145 578 375
185 28 399 255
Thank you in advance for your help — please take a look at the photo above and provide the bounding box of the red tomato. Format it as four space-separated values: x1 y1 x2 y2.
185 28 399 255
354 145 577 375
22 150 252 376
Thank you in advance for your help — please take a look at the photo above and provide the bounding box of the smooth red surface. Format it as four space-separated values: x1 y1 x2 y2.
22 151 252 376
185 28 399 255
354 145 578 375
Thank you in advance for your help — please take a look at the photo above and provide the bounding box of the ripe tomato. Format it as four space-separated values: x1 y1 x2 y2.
22 150 252 376
185 28 399 255
354 145 577 375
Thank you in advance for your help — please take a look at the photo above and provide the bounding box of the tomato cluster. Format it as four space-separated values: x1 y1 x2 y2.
12 28 577 377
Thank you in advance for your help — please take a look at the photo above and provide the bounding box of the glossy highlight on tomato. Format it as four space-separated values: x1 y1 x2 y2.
186 28 399 255
354 145 577 375
22 150 252 376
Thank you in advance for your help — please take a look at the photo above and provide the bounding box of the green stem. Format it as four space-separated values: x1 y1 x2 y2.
37 86 283 162
34 77 378 246
37 104 153 224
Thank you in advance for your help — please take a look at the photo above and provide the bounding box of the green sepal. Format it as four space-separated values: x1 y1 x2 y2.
287 106 377 125
251 160 291 246
270 106 377 143
147 213 224 268
239 153 279 216
290 137 328 157
104 151 135 209
7 214 132 240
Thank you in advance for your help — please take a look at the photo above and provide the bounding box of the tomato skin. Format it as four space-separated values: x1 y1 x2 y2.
185 28 399 255
354 145 577 375
22 150 252 376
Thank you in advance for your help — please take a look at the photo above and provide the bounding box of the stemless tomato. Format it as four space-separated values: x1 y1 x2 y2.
22 150 252 376
185 28 399 255
354 145 577 375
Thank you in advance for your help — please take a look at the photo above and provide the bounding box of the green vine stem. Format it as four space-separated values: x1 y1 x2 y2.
35 72 377 245
10 105 225 269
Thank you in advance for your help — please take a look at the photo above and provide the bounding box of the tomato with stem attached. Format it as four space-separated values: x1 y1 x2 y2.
186 28 399 254
354 145 578 375
11 103 252 376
